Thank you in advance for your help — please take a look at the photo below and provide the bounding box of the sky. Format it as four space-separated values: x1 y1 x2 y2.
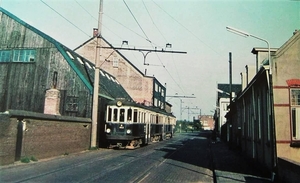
1 0 299 121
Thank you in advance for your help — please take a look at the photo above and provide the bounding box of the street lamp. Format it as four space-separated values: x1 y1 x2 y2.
216 88 230 96
226 26 277 179
226 26 271 75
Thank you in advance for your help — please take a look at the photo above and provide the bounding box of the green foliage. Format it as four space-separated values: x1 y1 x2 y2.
30 156 38 162
176 120 202 132
89 146 98 150
20 157 30 163
20 156 38 163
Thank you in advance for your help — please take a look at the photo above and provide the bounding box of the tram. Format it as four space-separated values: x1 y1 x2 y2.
105 99 176 149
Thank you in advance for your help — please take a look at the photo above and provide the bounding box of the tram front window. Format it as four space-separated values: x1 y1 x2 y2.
113 108 118 121
128 108 132 121
120 108 125 122
107 107 112 121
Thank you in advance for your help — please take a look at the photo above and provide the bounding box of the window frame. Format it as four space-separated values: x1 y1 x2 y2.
0 50 11 62
290 88 300 146
13 49 36 62
112 56 118 68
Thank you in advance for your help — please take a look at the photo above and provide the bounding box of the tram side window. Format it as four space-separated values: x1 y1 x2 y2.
108 107 112 121
127 108 132 121
120 108 125 122
139 112 141 123
113 108 118 121
133 109 138 122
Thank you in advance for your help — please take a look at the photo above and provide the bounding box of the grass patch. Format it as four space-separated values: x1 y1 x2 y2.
30 156 38 162
89 146 98 150
20 156 38 163
20 157 30 163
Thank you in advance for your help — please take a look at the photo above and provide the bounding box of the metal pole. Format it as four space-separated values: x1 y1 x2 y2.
229 52 232 144
91 0 103 148
180 99 182 121
229 52 232 102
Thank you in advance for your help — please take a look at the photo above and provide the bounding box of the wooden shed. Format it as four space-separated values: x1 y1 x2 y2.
0 7 132 121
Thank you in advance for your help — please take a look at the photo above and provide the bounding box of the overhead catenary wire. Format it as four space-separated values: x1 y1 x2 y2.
123 0 152 44
40 0 90 38
151 0 223 59
141 0 186 94
41 0 187 96
142 0 168 43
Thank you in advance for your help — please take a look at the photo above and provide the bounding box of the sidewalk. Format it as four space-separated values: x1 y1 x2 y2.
210 138 272 183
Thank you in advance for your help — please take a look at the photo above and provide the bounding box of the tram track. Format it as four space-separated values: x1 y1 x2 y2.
1 134 191 183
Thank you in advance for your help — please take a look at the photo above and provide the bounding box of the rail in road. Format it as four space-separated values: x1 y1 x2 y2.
0 132 214 183
0 131 271 183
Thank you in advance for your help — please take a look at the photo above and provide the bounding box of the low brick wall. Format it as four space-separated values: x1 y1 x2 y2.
278 157 300 183
0 112 18 165
0 110 91 166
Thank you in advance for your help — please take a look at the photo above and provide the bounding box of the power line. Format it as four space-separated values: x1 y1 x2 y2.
151 0 223 58
123 0 151 43
40 0 90 38
41 0 186 96
142 2 186 94
142 0 168 43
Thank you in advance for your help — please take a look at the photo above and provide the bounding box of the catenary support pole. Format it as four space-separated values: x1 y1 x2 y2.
91 0 103 148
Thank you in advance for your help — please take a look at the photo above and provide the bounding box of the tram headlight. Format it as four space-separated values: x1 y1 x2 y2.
126 129 132 134
106 128 111 133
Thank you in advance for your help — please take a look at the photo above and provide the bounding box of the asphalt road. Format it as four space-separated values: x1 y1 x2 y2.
0 132 214 183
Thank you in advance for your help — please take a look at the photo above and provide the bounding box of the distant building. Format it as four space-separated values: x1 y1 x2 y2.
215 83 241 135
200 115 214 131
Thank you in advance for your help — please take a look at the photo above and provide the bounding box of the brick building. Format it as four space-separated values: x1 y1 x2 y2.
74 30 167 110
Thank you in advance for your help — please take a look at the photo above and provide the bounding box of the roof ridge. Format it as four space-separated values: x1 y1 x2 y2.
0 7 66 49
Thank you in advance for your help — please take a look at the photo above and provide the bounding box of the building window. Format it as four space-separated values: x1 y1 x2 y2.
65 96 78 116
291 89 300 141
112 56 118 67
13 49 36 62
0 50 11 62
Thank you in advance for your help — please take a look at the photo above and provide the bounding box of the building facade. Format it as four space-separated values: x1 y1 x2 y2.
74 31 167 110
228 30 300 181
215 83 241 136
200 115 214 131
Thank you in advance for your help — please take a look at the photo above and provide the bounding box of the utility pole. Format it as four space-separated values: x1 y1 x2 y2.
229 52 232 102
228 52 232 145
91 0 103 148
182 106 199 122
166 95 196 121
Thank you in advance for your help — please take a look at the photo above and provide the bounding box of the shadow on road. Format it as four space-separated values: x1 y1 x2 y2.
156 131 271 183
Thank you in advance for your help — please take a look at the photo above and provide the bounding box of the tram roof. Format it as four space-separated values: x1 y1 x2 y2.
108 99 175 117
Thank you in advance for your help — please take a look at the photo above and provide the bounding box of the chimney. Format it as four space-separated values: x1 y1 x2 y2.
93 28 98 37
293 29 299 35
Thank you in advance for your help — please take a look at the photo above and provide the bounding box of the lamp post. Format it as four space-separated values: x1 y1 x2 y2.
226 26 271 75
216 88 230 96
226 26 277 180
